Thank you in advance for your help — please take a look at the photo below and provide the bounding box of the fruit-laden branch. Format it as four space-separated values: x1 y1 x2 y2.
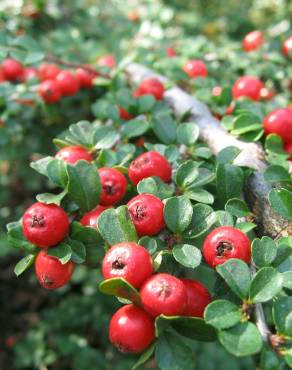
125 63 292 239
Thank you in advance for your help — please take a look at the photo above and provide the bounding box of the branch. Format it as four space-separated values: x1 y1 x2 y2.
125 63 292 238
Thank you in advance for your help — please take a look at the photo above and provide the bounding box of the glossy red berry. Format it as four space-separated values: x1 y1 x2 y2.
75 67 96 88
284 142 292 160
140 273 187 317
263 108 292 143
128 151 172 185
109 304 155 353
242 30 264 52
183 60 208 79
127 194 165 236
56 70 80 96
38 63 60 81
80 205 109 228
2 58 24 81
35 250 75 289
260 87 275 101
232 76 263 101
55 145 93 164
119 106 134 120
97 55 116 68
99 168 128 206
167 47 177 57
22 202 69 248
136 78 165 101
102 242 153 288
181 279 211 317
203 226 251 268
282 36 292 57
38 80 61 104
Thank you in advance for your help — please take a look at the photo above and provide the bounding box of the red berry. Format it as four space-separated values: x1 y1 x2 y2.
75 67 96 88
127 11 140 22
225 102 234 115
0 67 6 82
128 151 172 185
212 86 222 96
35 250 75 289
38 63 60 81
80 205 109 228
22 202 69 248
140 273 187 317
282 36 292 57
263 108 292 143
135 137 145 148
167 47 176 57
102 242 153 288
260 87 275 101
242 30 264 52
136 78 165 100
97 55 116 68
99 168 128 206
20 67 38 82
38 79 61 104
56 70 80 96
181 279 211 317
182 60 208 79
55 146 93 164
284 142 292 160
2 58 23 81
232 76 263 101
203 226 251 268
109 304 155 353
128 194 165 236
119 106 134 120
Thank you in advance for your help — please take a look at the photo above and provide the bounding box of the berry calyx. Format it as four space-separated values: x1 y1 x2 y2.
182 60 208 79
232 76 263 101
97 55 116 68
35 250 75 289
2 58 24 81
128 194 165 236
22 202 69 248
119 106 134 120
38 79 61 104
99 167 128 206
56 70 80 96
263 108 292 143
128 151 172 185
135 78 165 100
203 226 251 268
140 273 187 317
109 304 155 353
102 242 153 288
242 30 264 52
55 146 93 164
80 205 109 228
38 63 60 81
282 36 292 57
181 279 211 317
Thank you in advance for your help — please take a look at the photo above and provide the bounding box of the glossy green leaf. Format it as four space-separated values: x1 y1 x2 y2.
249 267 283 303
252 237 277 268
99 277 141 306
217 146 241 164
184 203 216 238
268 188 292 221
137 176 174 200
176 123 199 145
14 254 36 276
175 160 199 188
225 198 250 217
48 243 72 264
172 244 201 269
132 343 155 370
272 296 292 336
204 300 242 329
164 196 193 233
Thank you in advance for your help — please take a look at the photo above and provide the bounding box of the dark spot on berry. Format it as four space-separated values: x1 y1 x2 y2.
116 342 131 353
133 156 149 169
31 213 45 228
157 281 172 299
216 240 233 257
112 257 125 270
40 273 54 287
131 205 147 221
103 181 117 195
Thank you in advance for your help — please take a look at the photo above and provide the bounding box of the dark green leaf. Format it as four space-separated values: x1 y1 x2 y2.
252 237 277 268
184 203 216 238
268 188 292 221
36 190 67 206
14 254 36 276
99 278 141 306
164 196 193 233
215 210 234 227
153 112 177 144
137 176 174 200
172 244 201 269
216 164 244 205
7 221 37 253
264 165 292 183
47 243 72 264
272 296 292 336
121 117 150 139
70 240 86 264
175 160 199 188
225 198 250 217
204 300 242 329
132 343 155 370
176 123 199 145
217 146 241 164
249 267 283 303
47 159 68 188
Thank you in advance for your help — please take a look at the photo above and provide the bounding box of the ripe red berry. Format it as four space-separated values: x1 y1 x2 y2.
55 145 93 164
242 30 264 52
97 55 116 68
182 60 208 79
140 273 187 317
260 87 275 101
203 226 251 268
284 142 292 160
56 70 80 96
181 279 211 317
102 242 153 288
263 108 292 143
118 106 134 120
128 151 172 185
22 202 69 248
2 58 24 81
38 63 60 81
20 67 38 82
39 79 61 104
167 47 176 57
282 36 292 57
0 67 6 83
99 168 128 206
35 250 75 289
75 67 96 88
232 76 264 101
136 78 165 101
128 194 165 236
80 205 109 228
109 304 155 353
225 102 234 115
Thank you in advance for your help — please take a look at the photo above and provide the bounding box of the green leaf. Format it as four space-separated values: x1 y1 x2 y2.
231 114 262 135
132 343 155 370
164 196 193 233
47 159 68 188
47 243 72 264
7 221 37 253
272 296 292 336
265 134 287 155
215 210 234 227
121 117 150 139
216 259 251 300
260 345 280 370
172 244 201 269
284 348 292 367
66 121 96 148
98 206 138 245
99 278 141 306
252 237 277 268
235 222 256 233
188 167 215 187
216 164 244 205
249 267 283 303
268 188 292 221
139 236 161 255
14 254 36 276
94 126 119 150
204 300 242 329
25 51 44 64
272 243 292 267
137 176 174 200
67 161 100 212
36 190 67 206
138 94 156 113
153 112 177 144
70 240 86 264
283 271 292 289
176 123 199 146
185 188 214 204
30 156 54 176
225 198 250 217
175 160 199 188
217 146 241 164
184 203 216 238
264 165 292 183
218 322 262 357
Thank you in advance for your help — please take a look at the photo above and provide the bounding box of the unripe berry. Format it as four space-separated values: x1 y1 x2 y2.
99 168 128 206
80 205 109 228
181 279 211 317
102 242 153 288
55 146 93 164
242 30 264 52
203 226 251 268
282 36 292 57
22 202 69 248
232 76 263 101
109 304 155 353
35 250 75 289
56 70 80 96
38 80 61 104
38 63 60 81
2 58 24 81
263 108 292 143
182 60 208 79
136 78 165 100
